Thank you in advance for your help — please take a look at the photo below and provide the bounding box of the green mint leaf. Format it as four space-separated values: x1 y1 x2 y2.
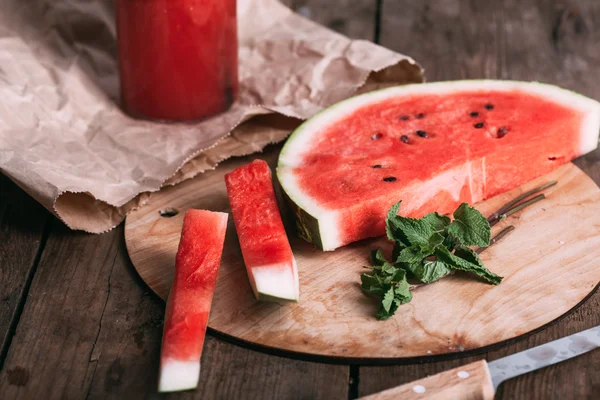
385 201 402 241
360 273 379 287
391 270 406 286
382 272 396 285
381 287 395 313
392 241 405 262
446 203 491 246
380 262 397 275
428 232 445 247
435 246 502 285
376 288 412 321
360 273 386 296
454 246 503 284
395 232 443 264
386 201 438 247
442 233 459 252
396 245 430 264
389 216 435 247
370 248 388 266
393 269 412 302
422 212 451 232
376 301 399 320
395 291 412 305
406 260 452 283
376 269 412 320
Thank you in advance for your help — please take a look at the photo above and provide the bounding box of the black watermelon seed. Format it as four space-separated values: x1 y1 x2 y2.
400 135 410 143
484 103 494 110
470 111 480 117
399 115 410 121
416 130 428 138
383 177 397 182
372 164 382 168
371 132 383 140
474 122 485 129
497 127 509 138
416 113 425 119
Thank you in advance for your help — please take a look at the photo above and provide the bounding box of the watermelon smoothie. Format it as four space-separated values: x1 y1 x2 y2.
117 0 238 121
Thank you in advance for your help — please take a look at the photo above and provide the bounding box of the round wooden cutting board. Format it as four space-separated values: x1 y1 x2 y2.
125 146 600 361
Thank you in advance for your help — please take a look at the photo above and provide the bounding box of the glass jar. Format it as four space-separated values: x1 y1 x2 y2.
117 0 238 121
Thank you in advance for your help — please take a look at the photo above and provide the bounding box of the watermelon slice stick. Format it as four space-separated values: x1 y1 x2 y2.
158 209 228 393
225 160 300 302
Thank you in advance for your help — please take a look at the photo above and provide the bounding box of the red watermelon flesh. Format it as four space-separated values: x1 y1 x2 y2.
225 159 299 302
277 81 600 251
159 209 228 392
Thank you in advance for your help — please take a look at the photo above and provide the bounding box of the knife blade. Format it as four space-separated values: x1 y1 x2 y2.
488 324 600 390
360 325 600 399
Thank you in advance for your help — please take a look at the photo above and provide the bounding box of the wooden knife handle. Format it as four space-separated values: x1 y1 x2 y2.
359 360 495 400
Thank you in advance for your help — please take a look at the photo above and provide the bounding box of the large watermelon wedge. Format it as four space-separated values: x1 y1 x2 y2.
277 80 600 251
159 209 228 392
226 160 300 302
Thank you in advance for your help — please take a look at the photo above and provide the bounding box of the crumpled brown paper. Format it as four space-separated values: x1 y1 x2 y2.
0 0 423 233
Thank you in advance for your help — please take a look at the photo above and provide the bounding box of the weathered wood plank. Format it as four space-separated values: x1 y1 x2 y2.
380 0 600 96
359 0 600 398
281 0 377 40
83 229 165 398
0 175 51 368
0 223 122 398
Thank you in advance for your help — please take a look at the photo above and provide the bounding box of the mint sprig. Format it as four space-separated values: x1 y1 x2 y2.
361 249 412 320
361 201 503 320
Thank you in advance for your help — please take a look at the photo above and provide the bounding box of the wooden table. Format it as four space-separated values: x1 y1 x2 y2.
1 1 599 398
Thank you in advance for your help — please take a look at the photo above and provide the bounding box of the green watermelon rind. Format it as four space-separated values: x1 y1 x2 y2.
281 189 324 250
257 291 298 303
276 80 600 251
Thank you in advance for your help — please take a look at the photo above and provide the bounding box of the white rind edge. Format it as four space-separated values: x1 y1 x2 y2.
276 80 600 250
252 259 300 301
158 359 200 393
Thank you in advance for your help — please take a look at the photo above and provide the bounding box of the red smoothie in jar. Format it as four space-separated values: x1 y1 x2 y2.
117 0 238 121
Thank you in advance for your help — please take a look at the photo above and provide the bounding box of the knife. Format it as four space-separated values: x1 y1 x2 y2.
360 325 600 399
